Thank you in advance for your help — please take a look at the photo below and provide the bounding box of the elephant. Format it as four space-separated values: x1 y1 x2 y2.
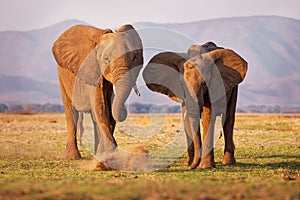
143 42 247 169
52 24 143 160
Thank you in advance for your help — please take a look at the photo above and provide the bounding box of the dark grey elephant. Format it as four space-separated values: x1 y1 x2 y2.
143 42 247 169
52 24 143 160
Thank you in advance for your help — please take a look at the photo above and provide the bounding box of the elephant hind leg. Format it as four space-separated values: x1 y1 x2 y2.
222 86 238 165
77 112 84 145
90 112 99 156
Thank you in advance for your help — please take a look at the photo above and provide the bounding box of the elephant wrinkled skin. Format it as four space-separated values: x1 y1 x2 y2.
143 42 247 169
52 24 143 160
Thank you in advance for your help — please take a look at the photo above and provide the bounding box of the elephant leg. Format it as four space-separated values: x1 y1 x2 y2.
109 118 116 137
77 112 84 145
222 87 237 165
200 106 216 168
90 109 116 157
182 104 194 166
88 84 117 171
90 112 99 155
93 114 117 171
59 79 81 159
63 106 81 159
91 88 117 158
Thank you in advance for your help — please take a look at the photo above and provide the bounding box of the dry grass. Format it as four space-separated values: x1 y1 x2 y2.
0 113 299 199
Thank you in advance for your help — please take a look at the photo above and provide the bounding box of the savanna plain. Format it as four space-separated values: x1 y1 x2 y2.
0 113 299 200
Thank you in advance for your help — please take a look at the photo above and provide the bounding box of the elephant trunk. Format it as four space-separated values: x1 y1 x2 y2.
112 70 134 122
110 49 142 122
185 91 202 169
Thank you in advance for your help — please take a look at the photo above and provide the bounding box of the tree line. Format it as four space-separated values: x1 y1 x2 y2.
237 105 300 114
0 103 181 114
0 103 299 114
0 103 64 113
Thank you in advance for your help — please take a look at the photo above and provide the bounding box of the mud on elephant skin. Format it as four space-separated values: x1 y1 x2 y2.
52 24 143 161
143 42 247 169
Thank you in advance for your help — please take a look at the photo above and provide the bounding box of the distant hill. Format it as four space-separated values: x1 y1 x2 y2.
0 19 86 103
0 16 299 107
134 16 300 106
0 75 60 103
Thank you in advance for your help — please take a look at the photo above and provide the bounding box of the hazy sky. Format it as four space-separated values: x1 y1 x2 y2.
1 0 299 31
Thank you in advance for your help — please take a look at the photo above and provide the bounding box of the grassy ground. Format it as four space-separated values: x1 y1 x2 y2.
0 113 299 199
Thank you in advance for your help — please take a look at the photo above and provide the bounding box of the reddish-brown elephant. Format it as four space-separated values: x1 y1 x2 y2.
52 24 143 160
143 42 247 169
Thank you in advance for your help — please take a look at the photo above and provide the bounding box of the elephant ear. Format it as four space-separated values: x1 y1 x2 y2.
143 52 186 102
201 48 248 101
202 41 220 52
52 25 112 75
75 48 102 87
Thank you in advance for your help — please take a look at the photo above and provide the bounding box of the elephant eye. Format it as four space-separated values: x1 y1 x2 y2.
187 63 194 70
133 55 139 63
104 57 110 64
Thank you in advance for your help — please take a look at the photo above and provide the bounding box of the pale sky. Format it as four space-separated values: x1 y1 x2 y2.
0 0 299 31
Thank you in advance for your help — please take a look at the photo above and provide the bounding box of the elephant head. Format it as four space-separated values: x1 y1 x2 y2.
186 41 220 59
143 43 247 169
183 48 247 112
52 24 143 122
143 42 224 110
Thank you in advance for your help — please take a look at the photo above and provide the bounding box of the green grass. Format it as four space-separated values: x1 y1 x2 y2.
0 113 299 200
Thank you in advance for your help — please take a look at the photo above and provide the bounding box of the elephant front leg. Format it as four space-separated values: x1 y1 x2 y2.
200 106 216 168
184 140 195 166
58 74 81 159
63 107 82 159
222 87 238 165
91 106 117 161
93 123 118 171
182 104 195 166
95 123 117 155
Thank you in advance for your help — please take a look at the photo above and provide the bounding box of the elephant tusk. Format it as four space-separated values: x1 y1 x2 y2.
183 110 187 120
113 85 116 95
133 85 141 97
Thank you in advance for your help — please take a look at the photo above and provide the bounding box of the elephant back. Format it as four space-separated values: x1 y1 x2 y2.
52 25 112 74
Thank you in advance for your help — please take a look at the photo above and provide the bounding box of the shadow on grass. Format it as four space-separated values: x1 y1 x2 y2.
259 161 300 170
219 161 300 171
254 154 300 159
157 160 300 173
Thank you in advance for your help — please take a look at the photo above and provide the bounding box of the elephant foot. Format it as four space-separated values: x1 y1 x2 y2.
184 157 189 165
63 148 81 160
189 158 200 170
199 159 216 169
199 154 216 169
184 156 193 166
222 151 236 165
